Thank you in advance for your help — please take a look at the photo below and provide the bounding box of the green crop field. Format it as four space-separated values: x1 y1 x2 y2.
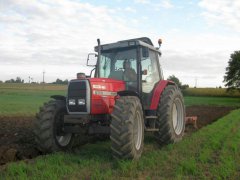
183 87 240 97
0 83 240 116
185 96 240 107
1 109 240 179
0 83 66 116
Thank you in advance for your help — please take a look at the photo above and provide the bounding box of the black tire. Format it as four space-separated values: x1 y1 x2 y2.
34 100 73 153
155 85 185 145
110 96 144 159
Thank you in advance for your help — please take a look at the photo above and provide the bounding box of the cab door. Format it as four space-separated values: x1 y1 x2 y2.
141 49 162 108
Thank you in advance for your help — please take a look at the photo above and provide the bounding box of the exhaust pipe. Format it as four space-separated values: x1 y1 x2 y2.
97 38 101 77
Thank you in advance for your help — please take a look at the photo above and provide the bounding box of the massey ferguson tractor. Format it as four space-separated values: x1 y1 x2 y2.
34 37 185 159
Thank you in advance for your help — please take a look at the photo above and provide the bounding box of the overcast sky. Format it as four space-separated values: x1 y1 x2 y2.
0 0 240 87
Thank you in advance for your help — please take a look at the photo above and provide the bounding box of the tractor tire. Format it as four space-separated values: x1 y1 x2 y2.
155 85 185 145
34 100 74 153
110 96 144 159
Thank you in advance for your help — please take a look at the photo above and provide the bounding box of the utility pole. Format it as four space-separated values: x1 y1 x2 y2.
42 70 45 83
195 77 198 88
29 76 31 83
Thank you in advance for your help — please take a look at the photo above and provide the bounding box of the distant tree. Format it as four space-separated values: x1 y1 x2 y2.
56 78 63 84
167 75 182 87
224 51 240 90
181 84 189 90
15 77 24 83
5 79 15 83
167 75 189 90
52 78 68 84
0 80 3 83
63 79 68 84
5 77 24 83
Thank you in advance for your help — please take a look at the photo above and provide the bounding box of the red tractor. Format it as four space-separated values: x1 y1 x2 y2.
34 37 185 159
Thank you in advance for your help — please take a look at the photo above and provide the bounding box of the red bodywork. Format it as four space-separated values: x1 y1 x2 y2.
87 78 172 114
149 80 174 110
89 78 125 114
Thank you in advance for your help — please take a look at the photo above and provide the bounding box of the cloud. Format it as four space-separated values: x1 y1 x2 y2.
0 0 239 87
160 49 229 87
160 0 174 9
0 0 142 67
199 0 240 32
134 0 150 4
124 7 137 13
153 0 174 11
155 32 240 87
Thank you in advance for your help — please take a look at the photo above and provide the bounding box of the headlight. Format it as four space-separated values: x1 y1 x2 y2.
78 99 85 105
69 99 76 105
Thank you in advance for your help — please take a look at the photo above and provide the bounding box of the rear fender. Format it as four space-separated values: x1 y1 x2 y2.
149 80 175 110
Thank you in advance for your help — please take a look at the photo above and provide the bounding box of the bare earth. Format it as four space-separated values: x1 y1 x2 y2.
0 105 235 165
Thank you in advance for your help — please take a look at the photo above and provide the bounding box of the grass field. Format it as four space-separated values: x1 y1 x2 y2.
1 109 240 179
0 83 240 116
185 96 240 107
0 83 66 116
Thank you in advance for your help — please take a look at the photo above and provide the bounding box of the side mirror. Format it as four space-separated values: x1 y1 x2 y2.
87 53 98 66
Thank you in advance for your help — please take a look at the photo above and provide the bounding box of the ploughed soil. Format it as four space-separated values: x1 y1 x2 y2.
0 105 236 165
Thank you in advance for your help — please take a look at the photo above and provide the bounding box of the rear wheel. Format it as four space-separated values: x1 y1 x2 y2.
110 96 144 159
34 100 74 152
155 85 185 144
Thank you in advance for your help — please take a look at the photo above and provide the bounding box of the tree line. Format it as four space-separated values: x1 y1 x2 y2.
0 77 69 84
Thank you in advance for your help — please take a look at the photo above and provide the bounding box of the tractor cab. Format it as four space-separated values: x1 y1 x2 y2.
92 37 164 108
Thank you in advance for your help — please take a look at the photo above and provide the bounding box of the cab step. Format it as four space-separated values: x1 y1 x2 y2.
145 116 158 119
145 128 159 132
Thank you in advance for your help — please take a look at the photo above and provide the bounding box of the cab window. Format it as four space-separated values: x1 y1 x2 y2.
142 50 160 93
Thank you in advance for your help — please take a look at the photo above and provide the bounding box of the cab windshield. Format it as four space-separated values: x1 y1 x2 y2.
99 48 137 82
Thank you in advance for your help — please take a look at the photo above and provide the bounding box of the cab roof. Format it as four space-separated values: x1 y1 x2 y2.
94 37 160 53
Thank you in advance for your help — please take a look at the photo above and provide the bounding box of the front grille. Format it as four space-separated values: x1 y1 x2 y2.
67 80 90 114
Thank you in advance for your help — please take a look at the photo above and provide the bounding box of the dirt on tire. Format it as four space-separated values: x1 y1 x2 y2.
0 105 236 165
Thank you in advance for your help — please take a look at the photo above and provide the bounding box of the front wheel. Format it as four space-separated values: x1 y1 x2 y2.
110 96 144 159
155 85 185 144
34 100 74 152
